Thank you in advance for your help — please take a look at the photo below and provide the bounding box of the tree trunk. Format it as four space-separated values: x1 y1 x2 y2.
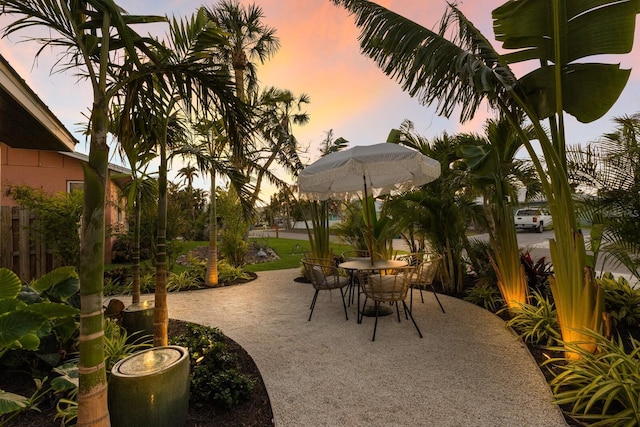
205 170 218 287
77 95 110 427
154 141 168 346
132 193 141 304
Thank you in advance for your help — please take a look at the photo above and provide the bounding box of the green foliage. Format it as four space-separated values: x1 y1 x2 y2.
463 284 504 313
386 129 480 294
0 389 30 416
332 201 368 250
102 319 152 373
545 330 640 426
465 238 498 288
0 268 79 365
303 200 333 260
598 272 640 329
0 376 49 421
169 323 254 409
139 272 156 294
8 185 83 267
167 271 202 292
217 188 250 267
505 291 561 347
51 363 78 427
217 260 250 284
53 320 150 426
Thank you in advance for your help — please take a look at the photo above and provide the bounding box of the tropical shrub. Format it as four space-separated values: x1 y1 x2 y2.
505 291 561 347
0 267 80 367
0 267 80 422
463 284 503 312
598 272 640 329
0 376 49 422
545 330 640 426
8 185 83 267
169 323 254 409
167 271 201 292
217 260 251 284
465 238 498 288
520 251 553 296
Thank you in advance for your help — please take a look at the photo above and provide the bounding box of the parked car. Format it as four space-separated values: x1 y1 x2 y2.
514 208 553 233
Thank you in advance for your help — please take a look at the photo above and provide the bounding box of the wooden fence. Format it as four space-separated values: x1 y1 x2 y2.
0 206 57 283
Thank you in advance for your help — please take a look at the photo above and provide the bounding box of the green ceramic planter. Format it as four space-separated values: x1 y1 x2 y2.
109 345 190 427
121 301 154 343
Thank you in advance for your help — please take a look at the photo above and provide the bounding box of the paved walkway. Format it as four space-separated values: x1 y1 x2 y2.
164 268 567 426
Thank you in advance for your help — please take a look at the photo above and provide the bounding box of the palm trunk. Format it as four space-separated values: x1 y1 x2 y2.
77 95 110 427
154 140 168 346
132 192 141 304
205 169 219 287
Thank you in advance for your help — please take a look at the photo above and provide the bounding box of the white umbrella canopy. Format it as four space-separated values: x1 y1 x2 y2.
297 143 441 264
297 143 441 200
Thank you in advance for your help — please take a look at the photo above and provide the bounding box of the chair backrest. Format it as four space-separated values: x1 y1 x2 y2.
358 266 415 302
416 255 442 286
302 258 342 290
396 252 425 268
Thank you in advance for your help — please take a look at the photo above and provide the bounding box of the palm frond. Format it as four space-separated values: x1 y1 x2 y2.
331 0 516 122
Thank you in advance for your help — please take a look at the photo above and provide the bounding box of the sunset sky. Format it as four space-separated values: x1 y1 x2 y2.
1 1 639 200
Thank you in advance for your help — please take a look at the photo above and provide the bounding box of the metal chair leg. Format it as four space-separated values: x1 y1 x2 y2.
433 289 446 313
340 287 349 321
358 294 367 324
308 290 319 321
372 301 379 341
403 301 423 338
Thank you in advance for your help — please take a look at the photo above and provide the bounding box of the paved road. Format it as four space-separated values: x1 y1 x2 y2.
250 227 637 282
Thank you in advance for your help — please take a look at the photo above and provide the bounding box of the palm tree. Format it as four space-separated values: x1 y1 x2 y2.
568 113 640 280
330 0 638 356
320 129 349 156
0 1 167 424
458 116 540 310
387 125 480 294
176 162 199 221
110 92 160 305
176 117 253 287
203 0 280 102
249 87 309 207
118 8 250 346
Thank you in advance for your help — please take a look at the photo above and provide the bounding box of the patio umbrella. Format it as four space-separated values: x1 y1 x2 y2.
297 143 441 264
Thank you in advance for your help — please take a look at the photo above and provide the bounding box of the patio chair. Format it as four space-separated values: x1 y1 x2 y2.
340 249 383 305
357 266 422 341
301 258 350 322
411 254 445 313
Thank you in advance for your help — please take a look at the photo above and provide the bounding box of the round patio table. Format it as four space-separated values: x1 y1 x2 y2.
338 258 407 321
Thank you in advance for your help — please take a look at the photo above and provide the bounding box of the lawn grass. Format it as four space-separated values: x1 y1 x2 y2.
244 237 353 272
106 238 355 274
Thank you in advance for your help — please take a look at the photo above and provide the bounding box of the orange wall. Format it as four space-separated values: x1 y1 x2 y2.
1 144 84 205
1 143 126 263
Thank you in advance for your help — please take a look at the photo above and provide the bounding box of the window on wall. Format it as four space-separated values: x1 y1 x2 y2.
67 181 83 193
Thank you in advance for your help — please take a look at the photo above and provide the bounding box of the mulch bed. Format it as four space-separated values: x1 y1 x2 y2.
0 319 273 427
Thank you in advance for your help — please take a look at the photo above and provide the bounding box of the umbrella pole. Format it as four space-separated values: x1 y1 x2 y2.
363 175 375 265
